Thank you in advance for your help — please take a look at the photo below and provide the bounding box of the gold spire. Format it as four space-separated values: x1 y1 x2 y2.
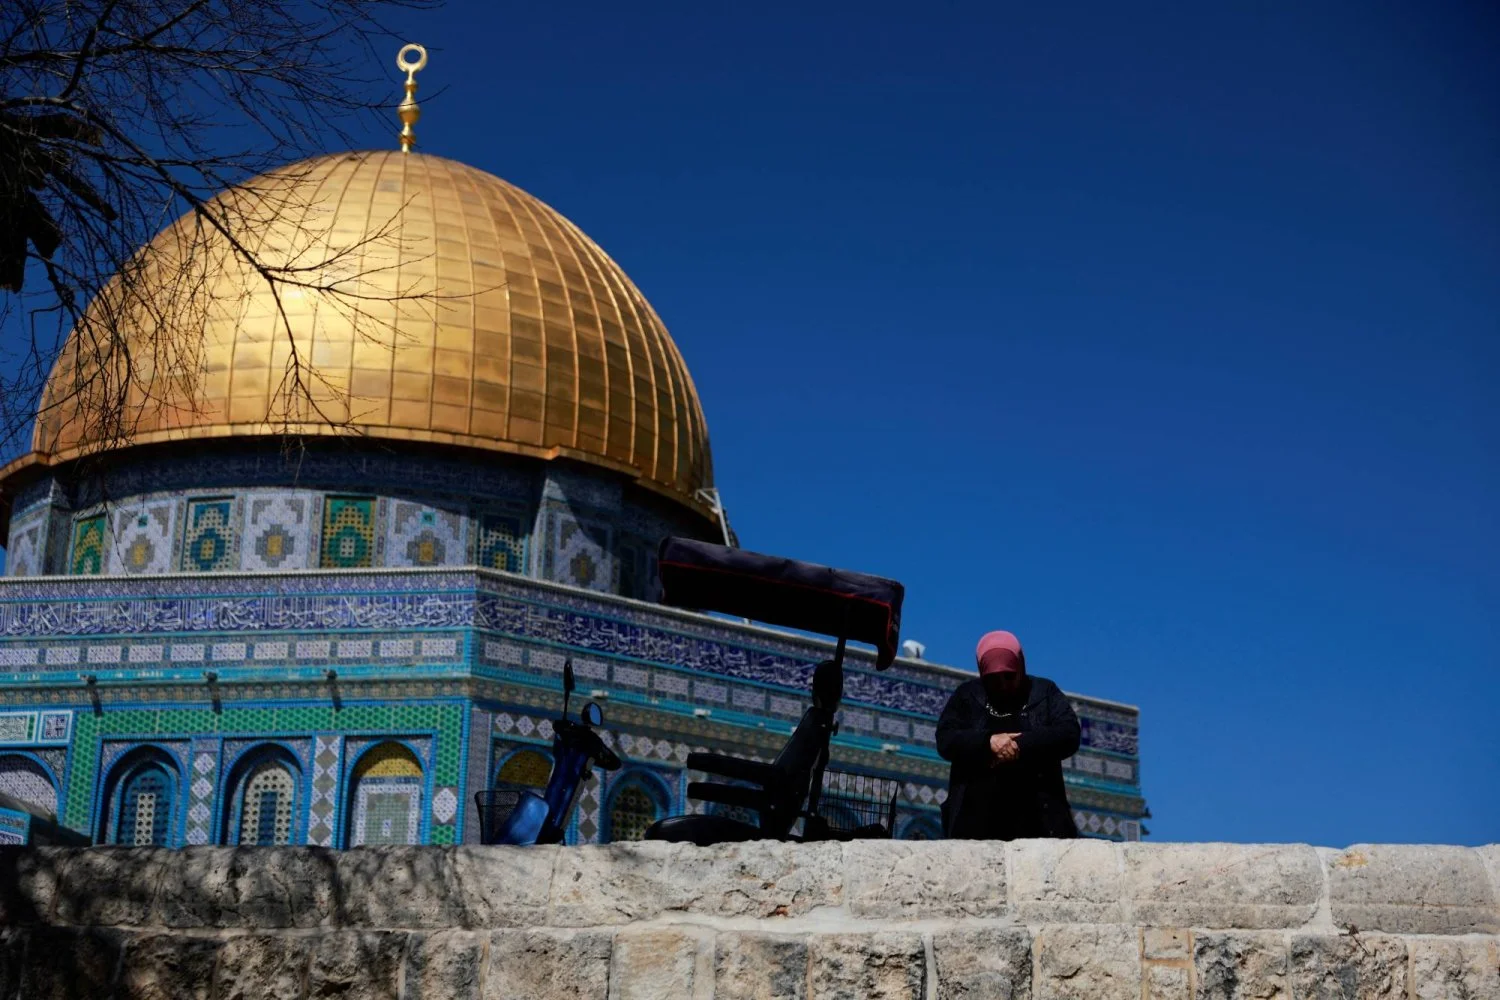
396 43 428 153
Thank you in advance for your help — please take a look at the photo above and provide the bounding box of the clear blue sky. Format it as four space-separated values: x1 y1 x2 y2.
12 2 1500 846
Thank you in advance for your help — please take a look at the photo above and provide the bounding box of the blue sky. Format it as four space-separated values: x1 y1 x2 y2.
8 2 1498 845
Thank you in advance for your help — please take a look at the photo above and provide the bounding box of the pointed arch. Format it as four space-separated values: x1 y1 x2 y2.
0 753 59 819
604 768 671 844
344 741 424 847
494 747 552 790
101 747 181 847
221 744 303 846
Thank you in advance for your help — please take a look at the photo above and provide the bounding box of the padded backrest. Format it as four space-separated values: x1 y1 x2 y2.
765 703 835 825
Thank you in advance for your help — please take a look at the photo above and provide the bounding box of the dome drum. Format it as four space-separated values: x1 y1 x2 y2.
2 442 712 596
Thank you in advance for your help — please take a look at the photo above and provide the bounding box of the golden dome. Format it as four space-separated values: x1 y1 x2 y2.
26 150 713 509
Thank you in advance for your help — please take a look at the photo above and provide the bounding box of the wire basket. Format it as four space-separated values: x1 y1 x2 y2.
474 785 532 845
810 769 900 839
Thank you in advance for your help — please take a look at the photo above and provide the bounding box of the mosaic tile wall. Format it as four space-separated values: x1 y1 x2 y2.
0 754 59 817
389 502 466 569
242 494 318 572
106 499 177 575
3 508 46 578
181 499 239 572
43 701 468 847
0 546 1147 842
4 449 710 601
69 514 106 575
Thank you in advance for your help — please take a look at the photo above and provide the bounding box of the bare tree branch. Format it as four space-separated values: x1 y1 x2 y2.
0 0 442 475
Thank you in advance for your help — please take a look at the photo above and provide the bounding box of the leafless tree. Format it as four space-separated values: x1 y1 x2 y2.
0 0 440 468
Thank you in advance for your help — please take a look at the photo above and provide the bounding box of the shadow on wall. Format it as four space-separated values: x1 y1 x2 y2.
0 846 430 997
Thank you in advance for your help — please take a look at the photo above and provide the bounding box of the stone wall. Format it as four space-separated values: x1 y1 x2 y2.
1 841 1496 999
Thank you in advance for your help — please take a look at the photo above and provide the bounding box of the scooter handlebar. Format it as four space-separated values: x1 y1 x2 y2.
553 718 623 771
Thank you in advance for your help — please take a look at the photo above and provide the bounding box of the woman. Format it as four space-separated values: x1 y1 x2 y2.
935 630 1081 839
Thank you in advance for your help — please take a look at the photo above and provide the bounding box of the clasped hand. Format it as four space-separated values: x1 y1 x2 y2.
988 732 1021 767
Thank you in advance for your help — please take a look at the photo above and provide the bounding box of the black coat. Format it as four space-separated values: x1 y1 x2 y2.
935 675 1081 839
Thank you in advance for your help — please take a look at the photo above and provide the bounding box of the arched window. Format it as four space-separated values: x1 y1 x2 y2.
346 742 424 847
220 747 302 846
239 762 297 845
114 761 177 846
0 755 59 819
495 748 551 789
605 773 667 843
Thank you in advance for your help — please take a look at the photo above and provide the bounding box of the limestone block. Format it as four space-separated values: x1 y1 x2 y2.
609 927 711 1000
17 927 123 1000
157 846 338 928
549 841 678 926
52 847 170 926
1146 963 1192 1000
0 847 66 924
669 841 843 919
307 931 409 1000
931 927 1031 1000
1409 937 1500 1000
1193 932 1289 1000
846 840 1005 919
1326 845 1499 934
451 846 556 928
1288 934 1406 1000
1010 838 1125 923
806 932 927 1000
714 932 809 1000
1477 846 1500 902
1034 924 1141 1000
214 934 314 1000
1143 928 1191 960
1123 843 1322 928
549 841 841 926
406 930 484 1000
336 846 465 928
485 929 613 1000
118 933 218 1000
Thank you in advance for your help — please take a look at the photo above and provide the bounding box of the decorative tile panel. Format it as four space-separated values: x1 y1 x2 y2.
181 498 238 572
320 496 377 569
5 514 45 577
307 734 342 846
108 500 176 575
0 755 57 816
474 512 527 573
0 648 38 667
389 502 465 568
69 514 106 576
243 495 315 571
184 743 220 845
38 711 71 743
0 713 34 742
546 511 611 591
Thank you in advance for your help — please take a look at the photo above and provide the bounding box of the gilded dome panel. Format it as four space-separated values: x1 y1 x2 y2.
27 151 713 509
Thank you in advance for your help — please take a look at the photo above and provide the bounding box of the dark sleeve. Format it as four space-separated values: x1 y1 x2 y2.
935 686 992 766
1017 682 1081 762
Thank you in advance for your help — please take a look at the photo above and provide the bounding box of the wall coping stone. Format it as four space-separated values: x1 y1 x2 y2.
2 841 1495 936
1 843 1496 1000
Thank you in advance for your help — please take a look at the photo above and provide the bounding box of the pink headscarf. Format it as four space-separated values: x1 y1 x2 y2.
976 631 1024 676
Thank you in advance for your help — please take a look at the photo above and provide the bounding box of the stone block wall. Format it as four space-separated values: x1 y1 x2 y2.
1 841 1496 999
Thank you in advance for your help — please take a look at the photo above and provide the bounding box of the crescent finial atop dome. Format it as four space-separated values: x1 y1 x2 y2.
396 43 428 153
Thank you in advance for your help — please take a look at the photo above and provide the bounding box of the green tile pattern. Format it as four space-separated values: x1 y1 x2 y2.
62 701 465 833
69 515 106 575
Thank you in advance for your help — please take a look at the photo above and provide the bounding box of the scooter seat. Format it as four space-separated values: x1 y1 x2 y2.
643 813 762 846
